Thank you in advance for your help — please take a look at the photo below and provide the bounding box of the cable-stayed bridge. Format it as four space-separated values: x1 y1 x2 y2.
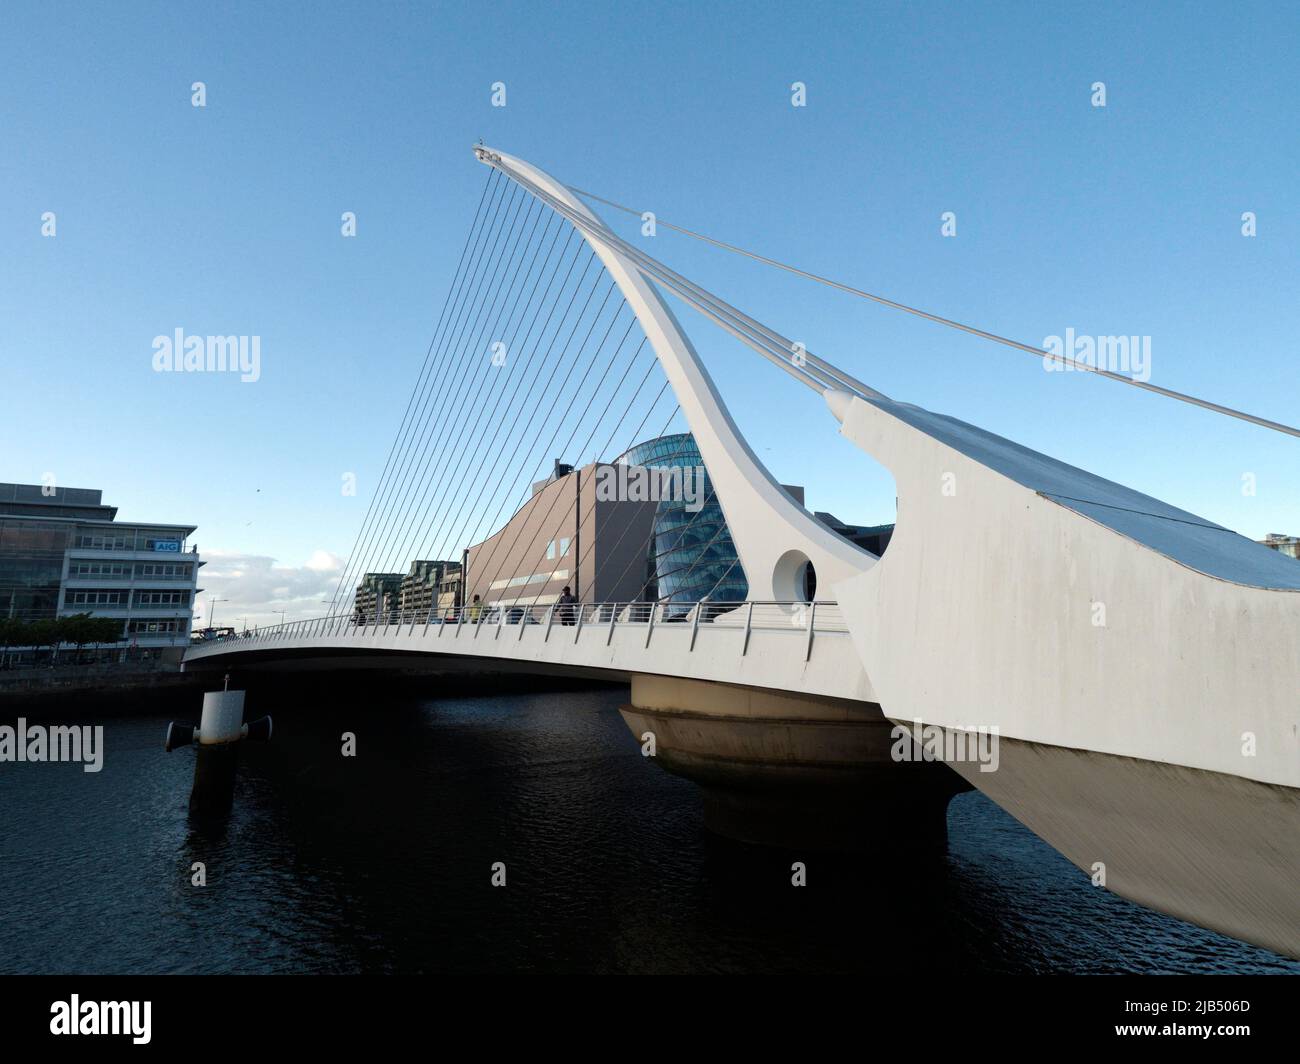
186 146 1300 960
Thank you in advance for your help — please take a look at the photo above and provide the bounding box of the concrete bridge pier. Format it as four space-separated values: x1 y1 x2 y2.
165 685 273 820
620 675 969 852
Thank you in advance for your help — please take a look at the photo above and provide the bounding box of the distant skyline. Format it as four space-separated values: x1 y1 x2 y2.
3 1 1296 627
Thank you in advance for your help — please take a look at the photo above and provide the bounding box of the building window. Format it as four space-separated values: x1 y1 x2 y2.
75 534 124 550
66 589 127 606
68 561 131 577
136 563 192 579
127 618 181 634
134 590 190 607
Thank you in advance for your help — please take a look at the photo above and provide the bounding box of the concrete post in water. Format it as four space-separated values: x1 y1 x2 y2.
197 687 245 745
164 674 272 817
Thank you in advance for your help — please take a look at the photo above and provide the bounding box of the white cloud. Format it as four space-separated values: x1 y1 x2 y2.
304 549 341 571
194 549 345 631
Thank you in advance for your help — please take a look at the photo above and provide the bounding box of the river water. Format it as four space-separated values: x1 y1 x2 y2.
0 682 1294 974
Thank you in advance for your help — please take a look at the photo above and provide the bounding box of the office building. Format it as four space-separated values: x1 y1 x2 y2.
0 481 201 654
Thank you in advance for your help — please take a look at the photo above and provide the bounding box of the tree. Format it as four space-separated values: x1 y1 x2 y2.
60 613 94 662
91 616 125 655
0 618 22 667
25 618 60 664
65 613 118 662
57 614 127 663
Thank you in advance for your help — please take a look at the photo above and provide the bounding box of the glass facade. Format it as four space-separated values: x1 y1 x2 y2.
0 519 72 621
73 530 183 551
614 433 748 616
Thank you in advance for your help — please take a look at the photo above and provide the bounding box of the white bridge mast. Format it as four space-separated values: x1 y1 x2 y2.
474 146 874 602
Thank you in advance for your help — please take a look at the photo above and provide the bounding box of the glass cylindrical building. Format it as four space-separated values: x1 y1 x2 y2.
614 433 748 616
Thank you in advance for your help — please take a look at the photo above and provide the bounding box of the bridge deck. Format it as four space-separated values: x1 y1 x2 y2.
184 602 876 703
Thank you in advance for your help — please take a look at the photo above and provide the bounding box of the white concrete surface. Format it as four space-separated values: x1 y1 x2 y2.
829 389 1300 790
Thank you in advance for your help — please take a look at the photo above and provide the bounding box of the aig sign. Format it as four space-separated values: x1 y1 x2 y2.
150 539 182 553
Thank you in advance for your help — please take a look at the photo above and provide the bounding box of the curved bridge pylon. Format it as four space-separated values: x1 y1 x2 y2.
471 147 875 602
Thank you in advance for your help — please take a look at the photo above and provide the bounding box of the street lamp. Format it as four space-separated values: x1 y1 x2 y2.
208 597 229 629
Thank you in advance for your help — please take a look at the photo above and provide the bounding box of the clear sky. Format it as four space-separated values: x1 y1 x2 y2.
2 1 1296 626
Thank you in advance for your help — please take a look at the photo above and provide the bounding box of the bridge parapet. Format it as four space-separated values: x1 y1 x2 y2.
183 600 872 703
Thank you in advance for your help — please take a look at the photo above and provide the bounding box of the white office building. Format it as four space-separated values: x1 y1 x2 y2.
0 482 202 655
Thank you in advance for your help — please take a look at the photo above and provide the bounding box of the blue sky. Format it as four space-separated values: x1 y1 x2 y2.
2 1 1296 624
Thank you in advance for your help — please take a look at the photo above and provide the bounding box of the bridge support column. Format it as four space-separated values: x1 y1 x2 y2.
621 675 968 852
165 685 273 820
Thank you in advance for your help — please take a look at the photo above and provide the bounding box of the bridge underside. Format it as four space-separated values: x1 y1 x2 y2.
946 735 1300 961
184 644 638 684
187 643 969 852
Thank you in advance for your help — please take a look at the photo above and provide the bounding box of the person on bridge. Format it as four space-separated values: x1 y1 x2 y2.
468 595 483 623
558 586 577 626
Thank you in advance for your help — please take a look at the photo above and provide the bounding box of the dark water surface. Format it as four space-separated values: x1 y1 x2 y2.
0 682 1295 974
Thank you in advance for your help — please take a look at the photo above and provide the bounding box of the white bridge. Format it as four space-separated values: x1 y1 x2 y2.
186 146 1300 961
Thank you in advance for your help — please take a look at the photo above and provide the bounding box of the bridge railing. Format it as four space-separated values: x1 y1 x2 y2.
192 600 848 657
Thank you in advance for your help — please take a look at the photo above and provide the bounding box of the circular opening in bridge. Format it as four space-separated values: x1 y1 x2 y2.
772 549 815 602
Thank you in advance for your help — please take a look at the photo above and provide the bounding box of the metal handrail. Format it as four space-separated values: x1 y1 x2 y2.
189 600 850 650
